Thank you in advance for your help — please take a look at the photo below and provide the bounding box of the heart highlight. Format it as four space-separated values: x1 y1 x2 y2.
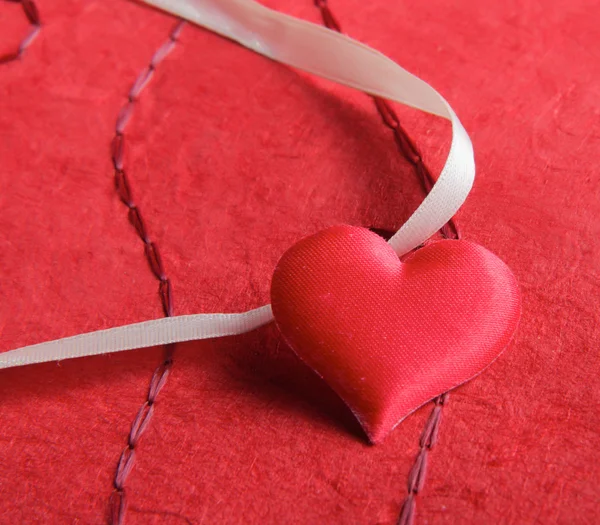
271 225 520 443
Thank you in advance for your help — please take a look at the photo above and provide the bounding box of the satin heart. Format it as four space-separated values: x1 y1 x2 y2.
270 225 520 443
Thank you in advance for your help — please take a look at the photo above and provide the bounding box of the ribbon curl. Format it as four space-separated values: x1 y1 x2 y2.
0 0 475 369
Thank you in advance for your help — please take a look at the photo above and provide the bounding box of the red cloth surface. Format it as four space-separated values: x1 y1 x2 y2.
272 227 521 444
0 0 598 524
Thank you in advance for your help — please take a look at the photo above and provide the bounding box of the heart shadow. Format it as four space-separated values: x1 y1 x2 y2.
175 323 369 443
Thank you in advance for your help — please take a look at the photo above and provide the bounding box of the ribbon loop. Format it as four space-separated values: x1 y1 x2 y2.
0 0 476 369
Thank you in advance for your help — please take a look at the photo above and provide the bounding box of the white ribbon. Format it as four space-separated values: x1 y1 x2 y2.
0 0 475 370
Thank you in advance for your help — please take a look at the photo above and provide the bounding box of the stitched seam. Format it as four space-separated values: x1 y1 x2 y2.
312 3 457 525
395 393 449 525
0 0 41 64
313 0 460 242
108 20 185 525
1 3 455 521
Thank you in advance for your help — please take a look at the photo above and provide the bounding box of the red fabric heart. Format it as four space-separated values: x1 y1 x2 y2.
271 225 521 443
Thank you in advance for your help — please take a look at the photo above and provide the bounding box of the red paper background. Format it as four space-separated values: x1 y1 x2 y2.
1 0 598 523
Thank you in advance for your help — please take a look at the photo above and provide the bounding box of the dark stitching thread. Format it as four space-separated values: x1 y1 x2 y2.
371 99 461 240
313 0 460 242
0 0 41 64
108 20 185 525
0 1 456 520
396 393 449 525
312 3 459 524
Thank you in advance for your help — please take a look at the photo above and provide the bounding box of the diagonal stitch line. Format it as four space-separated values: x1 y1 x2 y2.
0 3 456 522
108 20 185 525
0 3 456 523
396 394 449 525
312 0 460 242
0 0 41 64
312 3 457 525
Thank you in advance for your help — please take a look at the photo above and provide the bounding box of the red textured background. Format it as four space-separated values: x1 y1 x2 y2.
1 0 598 524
